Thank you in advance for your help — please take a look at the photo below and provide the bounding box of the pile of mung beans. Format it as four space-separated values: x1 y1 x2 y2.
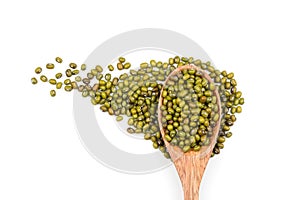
160 68 219 153
31 56 244 158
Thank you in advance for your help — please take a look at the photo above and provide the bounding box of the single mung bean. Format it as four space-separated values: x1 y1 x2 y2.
50 90 56 97
108 65 114 71
82 90 88 97
231 107 236 114
127 128 135 134
225 132 232 138
119 57 125 63
95 65 103 72
55 57 63 63
183 146 191 153
71 82 78 89
82 78 90 85
55 73 62 79
96 73 103 80
236 106 242 113
99 80 106 86
116 116 123 121
221 70 227 77
225 82 231 89
78 85 85 92
239 98 244 105
87 73 94 79
140 62 148 69
124 63 131 69
56 82 62 89
105 74 111 81
92 83 99 91
74 65 84 74
64 85 73 92
46 63 54 69
81 64 87 71
231 79 237 86
108 108 114 115
49 79 57 85
227 72 234 79
217 143 224 149
65 69 72 77
40 75 48 82
181 57 188 62
69 63 77 69
31 77 38 84
75 76 82 82
217 136 226 143
222 125 230 131
35 67 42 74
91 69 98 76
64 79 71 85
150 60 156 67
235 91 242 98
117 63 123 70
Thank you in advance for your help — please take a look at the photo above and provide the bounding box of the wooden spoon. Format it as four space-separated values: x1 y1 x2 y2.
158 64 222 200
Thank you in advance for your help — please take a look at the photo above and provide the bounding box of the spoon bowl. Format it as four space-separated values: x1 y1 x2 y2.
158 64 222 200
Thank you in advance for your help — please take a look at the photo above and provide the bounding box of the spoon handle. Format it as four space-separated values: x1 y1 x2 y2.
174 154 211 200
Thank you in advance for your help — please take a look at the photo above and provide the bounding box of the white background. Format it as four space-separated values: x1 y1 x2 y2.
0 0 299 199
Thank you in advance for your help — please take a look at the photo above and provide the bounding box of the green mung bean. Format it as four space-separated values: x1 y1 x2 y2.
46 63 54 69
56 82 62 89
55 73 62 79
55 57 63 63
35 67 42 74
50 90 56 97
108 65 114 71
40 75 48 82
69 63 77 69
81 64 87 71
49 79 57 85
64 85 72 92
31 77 38 84
65 69 72 77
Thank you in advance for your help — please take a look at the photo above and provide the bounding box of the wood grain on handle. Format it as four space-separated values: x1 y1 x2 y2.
173 152 211 200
